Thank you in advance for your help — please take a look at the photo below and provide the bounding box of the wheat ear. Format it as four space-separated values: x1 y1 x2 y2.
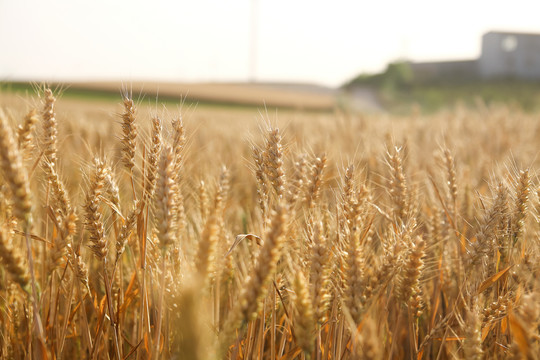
115 201 140 261
387 146 409 222
222 204 288 344
0 226 30 291
305 153 327 209
155 147 177 250
253 146 269 220
468 182 508 269
41 88 57 170
121 96 137 176
144 116 162 202
84 158 122 358
17 108 38 160
395 235 425 305
291 269 315 355
84 158 108 260
196 167 229 283
264 127 286 199
343 228 365 325
511 169 530 244
152 144 181 358
287 153 307 207
0 112 33 227
309 220 331 322
171 117 186 237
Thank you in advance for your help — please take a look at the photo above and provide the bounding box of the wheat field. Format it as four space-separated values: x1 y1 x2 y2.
0 88 539 359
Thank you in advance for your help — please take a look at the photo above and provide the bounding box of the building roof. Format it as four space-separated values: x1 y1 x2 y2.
484 30 540 37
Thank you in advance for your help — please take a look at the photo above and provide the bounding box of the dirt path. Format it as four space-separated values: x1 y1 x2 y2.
339 86 384 113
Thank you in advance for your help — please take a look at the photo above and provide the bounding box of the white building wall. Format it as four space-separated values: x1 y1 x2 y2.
479 32 540 80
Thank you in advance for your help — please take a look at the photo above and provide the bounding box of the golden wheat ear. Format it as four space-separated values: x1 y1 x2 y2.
171 116 186 175
511 169 530 245
0 112 33 228
220 203 288 351
17 108 38 160
305 153 327 209
386 145 410 222
120 96 137 175
468 182 509 270
143 116 162 203
290 268 315 355
41 88 58 170
196 167 229 284
84 157 109 260
253 145 269 220
264 127 286 199
395 235 425 310
115 201 140 261
155 146 178 251
0 227 30 292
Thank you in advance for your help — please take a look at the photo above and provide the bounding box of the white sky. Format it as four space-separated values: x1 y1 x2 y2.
1 0 539 87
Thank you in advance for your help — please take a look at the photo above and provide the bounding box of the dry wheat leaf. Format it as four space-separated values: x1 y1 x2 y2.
509 313 530 357
477 265 512 294
226 234 262 256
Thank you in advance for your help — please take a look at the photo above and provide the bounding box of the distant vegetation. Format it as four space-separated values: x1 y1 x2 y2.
344 61 540 113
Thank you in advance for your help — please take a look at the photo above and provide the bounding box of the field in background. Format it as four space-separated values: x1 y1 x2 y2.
1 81 338 112
0 88 539 359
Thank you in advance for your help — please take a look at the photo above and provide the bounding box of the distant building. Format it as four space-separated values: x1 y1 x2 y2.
480 31 540 79
409 31 540 81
